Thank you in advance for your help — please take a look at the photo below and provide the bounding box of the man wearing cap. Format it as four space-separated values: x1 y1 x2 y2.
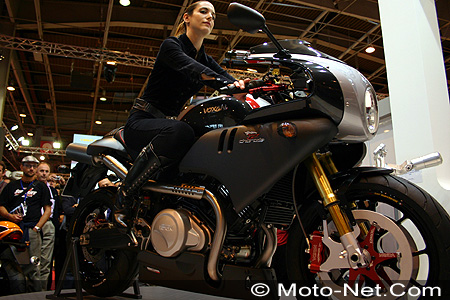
0 155 51 292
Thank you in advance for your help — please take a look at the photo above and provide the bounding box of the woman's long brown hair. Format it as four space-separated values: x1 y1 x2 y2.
174 1 212 36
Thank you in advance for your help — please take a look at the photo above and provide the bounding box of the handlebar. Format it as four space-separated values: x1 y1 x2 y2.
219 79 266 95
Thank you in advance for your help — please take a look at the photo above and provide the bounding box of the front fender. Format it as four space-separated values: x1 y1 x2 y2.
294 165 393 209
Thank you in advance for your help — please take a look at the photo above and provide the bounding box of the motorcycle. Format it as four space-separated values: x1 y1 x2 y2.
0 221 28 295
63 3 450 299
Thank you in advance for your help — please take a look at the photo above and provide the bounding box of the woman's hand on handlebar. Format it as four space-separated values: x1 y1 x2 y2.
232 78 251 90
229 78 251 102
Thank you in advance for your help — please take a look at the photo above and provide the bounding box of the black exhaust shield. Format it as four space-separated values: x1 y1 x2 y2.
138 251 278 300
180 117 337 212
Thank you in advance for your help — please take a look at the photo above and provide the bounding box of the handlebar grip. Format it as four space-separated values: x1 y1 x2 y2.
219 79 266 95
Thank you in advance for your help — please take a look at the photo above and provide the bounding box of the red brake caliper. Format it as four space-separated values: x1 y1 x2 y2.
308 231 325 273
348 223 398 288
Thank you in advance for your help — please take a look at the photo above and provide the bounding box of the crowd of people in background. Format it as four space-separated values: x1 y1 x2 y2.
0 156 76 293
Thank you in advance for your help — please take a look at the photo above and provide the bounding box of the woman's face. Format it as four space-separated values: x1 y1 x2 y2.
184 1 216 36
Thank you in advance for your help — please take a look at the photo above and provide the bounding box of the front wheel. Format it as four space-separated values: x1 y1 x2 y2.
287 174 450 299
67 188 139 297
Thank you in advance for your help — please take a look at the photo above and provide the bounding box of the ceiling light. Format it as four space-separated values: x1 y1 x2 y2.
247 68 257 73
53 142 61 149
19 113 27 118
40 155 45 161
365 46 375 54
95 120 102 125
7 86 15 91
106 61 117 65
21 139 30 146
27 132 34 136
119 0 131 7
17 136 24 142
11 124 18 131
100 97 107 101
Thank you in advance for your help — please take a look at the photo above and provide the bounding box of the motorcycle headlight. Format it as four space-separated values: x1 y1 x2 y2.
364 87 379 134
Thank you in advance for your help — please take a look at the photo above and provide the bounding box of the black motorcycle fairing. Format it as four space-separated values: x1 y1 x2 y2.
250 39 341 62
178 96 252 137
179 117 338 212
243 58 344 125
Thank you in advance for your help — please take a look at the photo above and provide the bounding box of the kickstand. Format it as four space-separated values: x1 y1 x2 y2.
46 237 142 300
46 237 84 300
121 280 142 299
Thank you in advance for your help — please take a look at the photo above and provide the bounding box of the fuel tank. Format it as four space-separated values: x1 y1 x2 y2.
178 96 251 137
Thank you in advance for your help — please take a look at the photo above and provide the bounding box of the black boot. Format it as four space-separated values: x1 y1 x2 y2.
114 143 172 227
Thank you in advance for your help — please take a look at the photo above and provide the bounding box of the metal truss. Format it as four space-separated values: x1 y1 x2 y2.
0 34 156 68
0 34 270 76
2 122 66 156
2 122 20 151
16 146 66 156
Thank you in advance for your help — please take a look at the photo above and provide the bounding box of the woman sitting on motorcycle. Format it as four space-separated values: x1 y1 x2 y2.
117 1 248 224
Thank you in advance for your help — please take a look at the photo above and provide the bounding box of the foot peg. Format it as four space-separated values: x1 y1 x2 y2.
114 212 128 228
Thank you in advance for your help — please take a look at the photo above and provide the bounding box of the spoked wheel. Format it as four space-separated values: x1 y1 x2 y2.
287 174 450 299
68 188 138 297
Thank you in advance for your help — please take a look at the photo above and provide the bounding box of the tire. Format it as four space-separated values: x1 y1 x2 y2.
0 249 27 295
286 173 450 299
67 188 139 297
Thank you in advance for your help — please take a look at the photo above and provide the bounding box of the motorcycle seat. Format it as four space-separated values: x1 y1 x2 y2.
113 128 139 159
86 135 128 156
86 127 138 161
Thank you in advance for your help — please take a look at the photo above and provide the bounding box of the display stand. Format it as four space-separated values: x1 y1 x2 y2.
46 237 142 300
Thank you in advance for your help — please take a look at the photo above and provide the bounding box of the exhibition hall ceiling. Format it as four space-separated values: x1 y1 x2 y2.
1 0 450 168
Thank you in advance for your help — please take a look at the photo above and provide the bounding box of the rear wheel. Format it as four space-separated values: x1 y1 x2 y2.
68 188 139 297
287 174 450 299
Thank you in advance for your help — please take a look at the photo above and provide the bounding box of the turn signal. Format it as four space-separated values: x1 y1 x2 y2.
278 122 297 138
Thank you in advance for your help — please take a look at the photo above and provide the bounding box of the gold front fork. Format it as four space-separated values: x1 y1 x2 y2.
317 152 338 175
317 152 369 236
305 154 352 236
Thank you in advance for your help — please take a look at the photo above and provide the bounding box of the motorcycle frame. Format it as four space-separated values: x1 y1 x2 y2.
89 146 369 274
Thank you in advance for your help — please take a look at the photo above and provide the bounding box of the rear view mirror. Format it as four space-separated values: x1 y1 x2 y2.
227 2 266 34
227 2 291 59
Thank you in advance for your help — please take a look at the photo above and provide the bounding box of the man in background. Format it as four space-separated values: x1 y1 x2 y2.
36 162 61 290
0 156 51 291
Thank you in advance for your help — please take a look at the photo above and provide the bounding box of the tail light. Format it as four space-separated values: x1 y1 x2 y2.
4 231 23 242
